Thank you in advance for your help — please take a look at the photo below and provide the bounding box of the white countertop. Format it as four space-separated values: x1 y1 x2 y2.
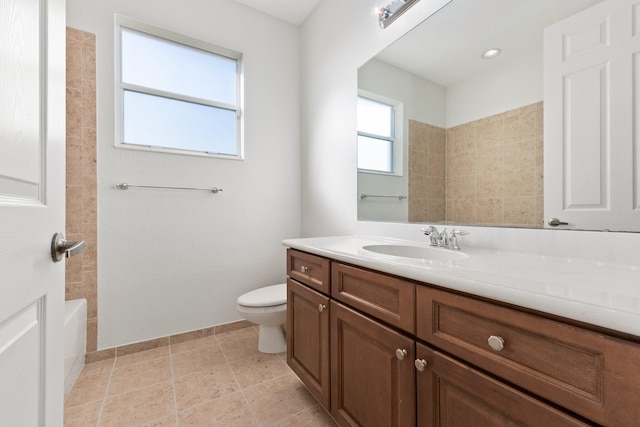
282 235 640 337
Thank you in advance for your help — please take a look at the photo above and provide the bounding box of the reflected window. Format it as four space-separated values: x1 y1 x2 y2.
357 96 396 173
116 16 243 158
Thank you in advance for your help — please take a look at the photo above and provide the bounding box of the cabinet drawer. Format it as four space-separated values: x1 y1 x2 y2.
416 343 590 427
332 262 415 333
416 286 640 425
287 249 331 295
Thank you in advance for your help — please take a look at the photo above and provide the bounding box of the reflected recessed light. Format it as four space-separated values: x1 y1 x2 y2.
481 48 502 59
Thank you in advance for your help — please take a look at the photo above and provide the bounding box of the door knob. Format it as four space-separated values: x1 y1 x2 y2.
548 218 569 227
395 348 408 360
51 232 86 262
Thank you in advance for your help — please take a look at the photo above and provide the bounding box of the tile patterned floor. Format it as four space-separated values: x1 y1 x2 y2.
64 326 338 426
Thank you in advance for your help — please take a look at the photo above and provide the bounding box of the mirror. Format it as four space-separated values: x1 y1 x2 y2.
357 0 605 228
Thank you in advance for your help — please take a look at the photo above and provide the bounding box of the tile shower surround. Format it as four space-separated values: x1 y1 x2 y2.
409 102 544 226
66 27 98 353
64 325 338 426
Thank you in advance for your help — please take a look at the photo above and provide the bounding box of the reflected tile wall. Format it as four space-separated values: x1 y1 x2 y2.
408 120 446 222
446 102 544 227
409 102 543 227
66 27 98 352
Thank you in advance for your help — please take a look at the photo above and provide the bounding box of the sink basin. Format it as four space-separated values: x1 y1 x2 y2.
362 244 469 261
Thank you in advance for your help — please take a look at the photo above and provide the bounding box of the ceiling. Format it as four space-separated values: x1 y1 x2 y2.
232 0 321 25
373 0 603 87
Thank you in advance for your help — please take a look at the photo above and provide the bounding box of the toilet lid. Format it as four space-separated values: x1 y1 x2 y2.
237 283 287 307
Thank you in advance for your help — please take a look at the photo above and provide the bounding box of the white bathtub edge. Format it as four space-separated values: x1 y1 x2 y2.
64 299 87 401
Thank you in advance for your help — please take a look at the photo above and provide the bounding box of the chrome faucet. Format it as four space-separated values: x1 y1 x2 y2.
422 225 441 246
422 226 469 250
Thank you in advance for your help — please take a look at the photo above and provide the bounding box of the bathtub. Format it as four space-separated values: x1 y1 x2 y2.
64 299 86 401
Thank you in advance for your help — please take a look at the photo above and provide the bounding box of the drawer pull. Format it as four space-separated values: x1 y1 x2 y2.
395 348 408 360
488 335 505 351
300 266 310 273
318 304 326 312
414 359 428 372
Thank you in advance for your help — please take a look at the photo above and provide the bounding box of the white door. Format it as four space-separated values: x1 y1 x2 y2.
544 0 640 231
0 0 66 425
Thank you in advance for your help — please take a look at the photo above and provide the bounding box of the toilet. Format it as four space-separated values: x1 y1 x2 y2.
236 283 287 353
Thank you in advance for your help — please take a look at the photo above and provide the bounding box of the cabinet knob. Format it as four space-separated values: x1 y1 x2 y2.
300 266 309 273
395 348 408 360
414 359 428 372
488 335 505 351
318 304 326 312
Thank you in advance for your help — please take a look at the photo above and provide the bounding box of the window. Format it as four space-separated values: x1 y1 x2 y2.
357 95 397 173
116 16 243 158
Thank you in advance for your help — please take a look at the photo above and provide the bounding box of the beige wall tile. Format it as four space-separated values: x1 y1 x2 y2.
66 27 98 352
82 223 97 271
82 126 97 177
477 198 504 225
453 199 477 223
504 196 536 225
66 37 82 90
409 151 427 176
477 173 503 199
426 198 446 222
66 87 83 138
81 34 97 80
476 146 505 174
504 107 536 142
66 136 83 186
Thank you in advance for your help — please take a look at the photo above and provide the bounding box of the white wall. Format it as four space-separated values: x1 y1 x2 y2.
67 0 301 349
300 0 452 237
446 47 544 128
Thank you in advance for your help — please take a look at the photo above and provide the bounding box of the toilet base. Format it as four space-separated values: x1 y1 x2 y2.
258 324 286 353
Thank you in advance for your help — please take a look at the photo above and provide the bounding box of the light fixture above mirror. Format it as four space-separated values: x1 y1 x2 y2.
378 0 420 28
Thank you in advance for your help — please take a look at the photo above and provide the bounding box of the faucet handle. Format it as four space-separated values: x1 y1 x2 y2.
448 229 468 251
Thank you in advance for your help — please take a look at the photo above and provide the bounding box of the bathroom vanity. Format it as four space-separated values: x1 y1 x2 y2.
284 236 640 427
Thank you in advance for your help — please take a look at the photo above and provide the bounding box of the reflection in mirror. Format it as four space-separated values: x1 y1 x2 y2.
357 0 605 229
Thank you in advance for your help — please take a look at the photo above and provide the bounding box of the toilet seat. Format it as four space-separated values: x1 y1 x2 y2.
237 283 286 307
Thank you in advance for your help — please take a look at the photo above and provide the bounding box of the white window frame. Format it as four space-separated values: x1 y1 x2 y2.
357 90 404 176
114 15 244 159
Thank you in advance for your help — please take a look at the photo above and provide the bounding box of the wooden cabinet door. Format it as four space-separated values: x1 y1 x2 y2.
415 343 591 427
286 278 331 409
331 301 415 427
